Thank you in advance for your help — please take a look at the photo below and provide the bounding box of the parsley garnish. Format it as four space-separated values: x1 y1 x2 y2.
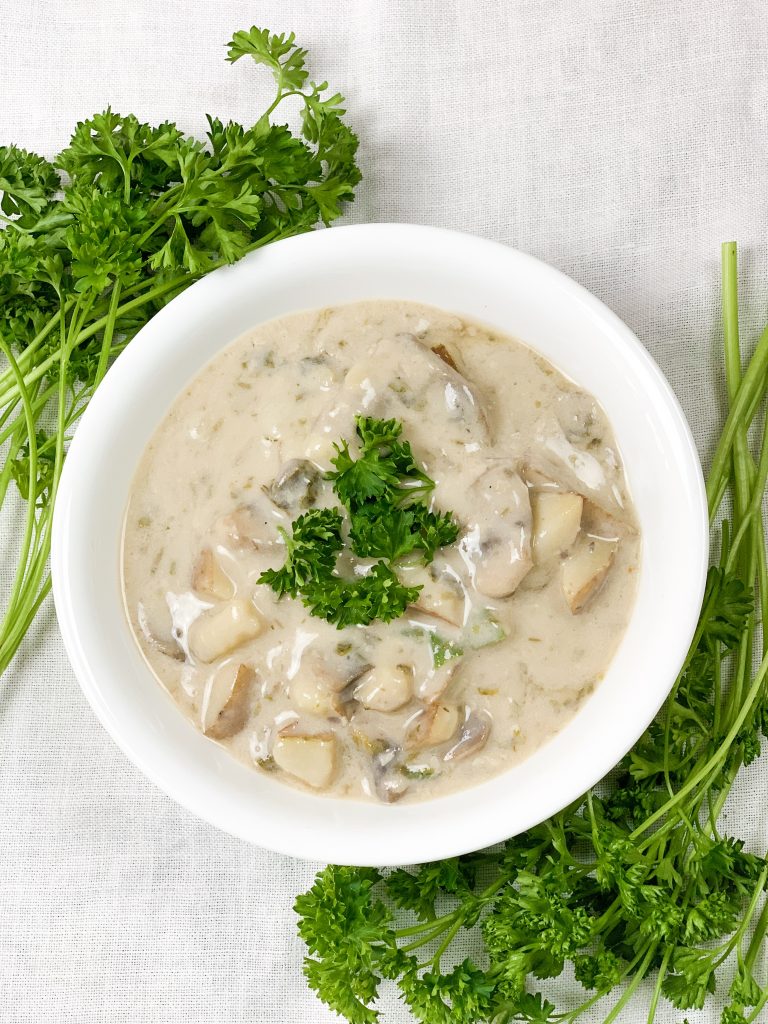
258 416 460 627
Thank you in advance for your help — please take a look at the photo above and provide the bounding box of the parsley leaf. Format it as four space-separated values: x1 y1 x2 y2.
258 509 343 598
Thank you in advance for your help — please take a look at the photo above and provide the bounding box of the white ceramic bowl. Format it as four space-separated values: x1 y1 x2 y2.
52 224 708 866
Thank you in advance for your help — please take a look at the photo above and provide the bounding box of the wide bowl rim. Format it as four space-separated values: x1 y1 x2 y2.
51 223 708 865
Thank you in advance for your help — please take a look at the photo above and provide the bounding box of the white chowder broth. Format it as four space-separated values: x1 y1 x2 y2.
121 300 640 803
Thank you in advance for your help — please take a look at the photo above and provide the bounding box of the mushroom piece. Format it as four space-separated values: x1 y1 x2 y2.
355 664 413 713
272 730 338 789
188 600 264 663
371 744 408 803
416 660 459 704
192 548 235 602
531 491 583 564
463 465 533 598
443 709 491 762
408 702 461 749
202 662 254 739
561 536 618 613
529 414 625 515
266 459 321 513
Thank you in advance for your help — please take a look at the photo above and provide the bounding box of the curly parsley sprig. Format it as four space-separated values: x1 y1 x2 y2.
0 27 360 673
295 245 768 1024
258 416 459 627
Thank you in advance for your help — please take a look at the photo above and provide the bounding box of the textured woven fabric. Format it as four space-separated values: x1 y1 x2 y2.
2 1 768 1021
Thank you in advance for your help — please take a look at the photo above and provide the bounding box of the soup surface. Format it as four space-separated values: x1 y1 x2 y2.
122 300 640 802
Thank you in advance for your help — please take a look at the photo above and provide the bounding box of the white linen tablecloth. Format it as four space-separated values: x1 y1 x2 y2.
1 1 767 1021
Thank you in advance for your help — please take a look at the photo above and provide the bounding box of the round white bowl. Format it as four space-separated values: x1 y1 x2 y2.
52 224 708 866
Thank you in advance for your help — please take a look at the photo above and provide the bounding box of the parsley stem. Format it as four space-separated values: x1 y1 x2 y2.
600 942 656 1024
722 241 751 524
0 338 40 634
645 945 672 1024
706 321 768 517
632 648 768 840
743 881 768 974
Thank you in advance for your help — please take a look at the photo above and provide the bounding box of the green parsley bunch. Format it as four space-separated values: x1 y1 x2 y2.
258 415 459 627
0 27 360 673
295 244 768 1024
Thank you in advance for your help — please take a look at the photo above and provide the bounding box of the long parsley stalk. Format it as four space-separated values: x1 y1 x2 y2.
0 27 360 674
296 243 768 1024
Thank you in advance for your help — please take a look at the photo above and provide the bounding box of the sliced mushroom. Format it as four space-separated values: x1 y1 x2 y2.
401 563 466 627
408 702 461 749
192 548 235 601
266 459 321 513
371 744 408 803
463 465 532 598
272 730 337 789
531 491 583 564
188 600 264 663
529 414 624 515
561 536 618 613
443 709 491 762
355 664 413 713
202 662 254 739
416 661 458 703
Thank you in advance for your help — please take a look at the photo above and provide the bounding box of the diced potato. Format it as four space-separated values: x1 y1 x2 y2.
219 501 279 548
403 565 465 627
192 548 235 601
581 499 627 541
355 664 412 712
561 536 618 613
188 600 264 663
202 663 254 739
531 491 583 564
409 703 461 748
290 669 345 717
272 731 337 789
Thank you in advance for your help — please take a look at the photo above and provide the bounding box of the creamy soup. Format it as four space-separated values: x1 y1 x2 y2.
122 301 640 802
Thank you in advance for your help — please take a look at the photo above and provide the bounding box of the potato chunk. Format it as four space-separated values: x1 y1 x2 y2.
188 600 264 663
408 703 461 748
272 731 337 789
402 564 466 627
202 663 253 739
290 670 344 717
219 500 281 549
192 548 234 601
355 664 413 712
531 491 583 564
561 536 618 613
